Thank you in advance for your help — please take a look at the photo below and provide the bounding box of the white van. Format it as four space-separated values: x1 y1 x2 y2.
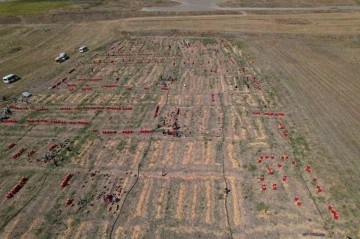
3 74 19 84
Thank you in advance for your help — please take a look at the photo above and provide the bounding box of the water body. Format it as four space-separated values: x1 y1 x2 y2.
142 0 360 12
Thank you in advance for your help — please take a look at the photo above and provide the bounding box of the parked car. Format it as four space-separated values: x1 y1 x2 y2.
79 46 88 53
55 53 69 63
3 74 20 84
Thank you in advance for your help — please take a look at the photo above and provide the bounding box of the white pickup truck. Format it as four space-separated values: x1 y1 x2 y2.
55 53 69 63
79 46 88 53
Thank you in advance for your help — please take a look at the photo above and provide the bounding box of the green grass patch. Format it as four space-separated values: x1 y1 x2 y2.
244 162 257 172
195 37 217 45
239 140 247 153
0 1 69 16
242 184 254 200
116 140 127 152
209 78 214 89
129 141 138 154
202 37 216 45
289 130 309 159
256 202 268 211
127 103 148 128
235 40 246 49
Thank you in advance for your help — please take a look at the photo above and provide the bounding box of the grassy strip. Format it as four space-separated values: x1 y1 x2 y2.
0 1 69 16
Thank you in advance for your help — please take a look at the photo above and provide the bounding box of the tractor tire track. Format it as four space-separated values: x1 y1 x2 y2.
218 92 234 239
109 87 170 239
274 121 331 237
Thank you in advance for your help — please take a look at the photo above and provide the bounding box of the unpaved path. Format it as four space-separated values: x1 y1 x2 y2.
142 0 360 12
142 0 226 12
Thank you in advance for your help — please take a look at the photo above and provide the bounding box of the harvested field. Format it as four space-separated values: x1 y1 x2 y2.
0 6 359 239
219 0 359 8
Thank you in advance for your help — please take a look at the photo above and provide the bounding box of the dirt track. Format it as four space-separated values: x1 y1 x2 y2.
121 13 360 35
142 0 360 11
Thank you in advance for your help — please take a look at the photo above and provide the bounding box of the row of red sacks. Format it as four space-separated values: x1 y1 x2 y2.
59 106 132 110
1 119 16 123
50 77 68 89
6 177 27 199
26 119 88 125
252 112 285 116
12 148 25 159
61 173 73 188
9 106 48 111
100 130 152 134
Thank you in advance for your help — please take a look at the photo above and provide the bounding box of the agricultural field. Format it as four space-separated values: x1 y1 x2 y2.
0 33 356 238
0 0 179 23
0 1 359 239
218 0 359 8
0 36 265 238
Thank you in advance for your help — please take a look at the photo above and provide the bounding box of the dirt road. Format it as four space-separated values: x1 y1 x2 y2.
122 12 360 35
142 0 360 12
